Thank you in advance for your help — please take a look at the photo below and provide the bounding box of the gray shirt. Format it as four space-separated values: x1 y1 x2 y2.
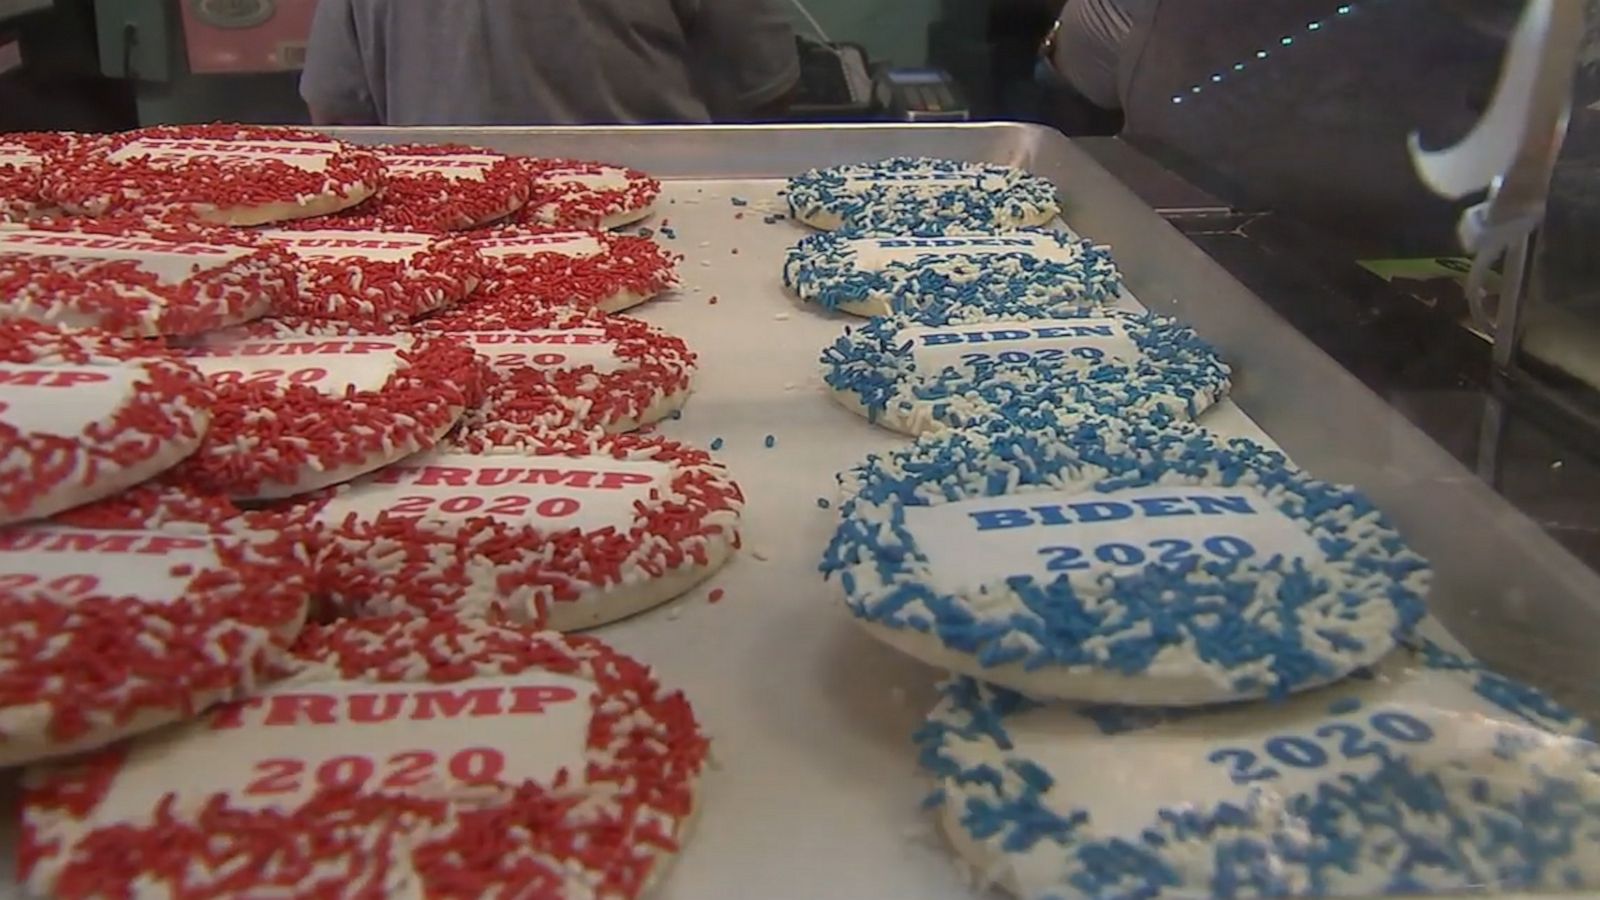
301 0 800 126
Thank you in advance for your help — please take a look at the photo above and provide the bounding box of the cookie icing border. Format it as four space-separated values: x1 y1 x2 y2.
309 432 743 631
784 229 1122 317
821 306 1229 435
786 157 1061 235
20 614 708 899
822 414 1431 704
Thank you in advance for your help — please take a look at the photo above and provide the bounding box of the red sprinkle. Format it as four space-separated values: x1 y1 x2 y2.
708 588 725 604
20 615 710 899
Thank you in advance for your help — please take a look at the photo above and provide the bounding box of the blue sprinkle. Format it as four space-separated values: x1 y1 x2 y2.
764 434 777 448
730 197 749 207
635 227 654 238
710 437 724 451
816 497 831 509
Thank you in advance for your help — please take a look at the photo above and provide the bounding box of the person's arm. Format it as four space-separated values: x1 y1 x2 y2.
300 0 381 125
682 0 801 119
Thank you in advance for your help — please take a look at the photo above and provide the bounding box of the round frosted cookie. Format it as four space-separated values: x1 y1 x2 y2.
319 143 534 232
424 305 695 435
919 640 1600 899
0 132 73 221
471 227 679 314
259 228 486 325
42 124 383 225
521 159 661 230
0 321 210 526
787 157 1060 234
20 614 708 899
311 433 743 631
822 307 1229 435
785 230 1123 317
172 328 480 499
0 221 295 336
0 487 312 767
822 415 1430 704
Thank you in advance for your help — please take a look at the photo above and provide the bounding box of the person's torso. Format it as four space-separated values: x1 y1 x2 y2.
349 0 711 125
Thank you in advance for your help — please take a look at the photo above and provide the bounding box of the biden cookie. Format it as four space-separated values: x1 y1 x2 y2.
919 639 1600 899
43 124 383 226
822 306 1229 435
822 415 1430 705
310 433 743 631
425 304 695 437
785 230 1122 318
786 157 1060 235
0 487 312 766
20 614 708 899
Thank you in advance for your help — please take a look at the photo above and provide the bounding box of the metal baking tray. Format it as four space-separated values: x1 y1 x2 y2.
4 124 1598 900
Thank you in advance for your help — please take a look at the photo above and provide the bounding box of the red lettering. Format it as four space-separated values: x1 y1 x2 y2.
371 467 416 485
508 685 578 713
471 469 519 488
411 688 504 720
597 472 655 490
277 341 350 355
348 341 399 354
413 466 471 487
347 693 406 724
263 693 339 726
139 536 208 555
209 697 265 730
0 369 110 388
37 533 141 554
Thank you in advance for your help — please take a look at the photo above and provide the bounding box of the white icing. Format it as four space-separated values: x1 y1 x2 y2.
0 363 137 437
839 172 984 192
975 657 1592 893
460 330 625 374
107 138 339 173
898 318 1141 373
0 147 43 170
383 154 501 182
182 336 410 396
0 229 255 284
848 234 1075 269
0 526 226 602
258 229 433 263
539 167 631 191
88 673 595 816
904 486 1323 596
474 231 603 260
319 452 671 532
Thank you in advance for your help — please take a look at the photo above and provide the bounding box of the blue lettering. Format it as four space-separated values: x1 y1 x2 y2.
920 333 962 346
1131 497 1196 518
969 509 1032 531
1030 505 1073 526
1070 325 1115 337
1192 495 1255 515
1066 501 1133 523
989 330 1030 341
